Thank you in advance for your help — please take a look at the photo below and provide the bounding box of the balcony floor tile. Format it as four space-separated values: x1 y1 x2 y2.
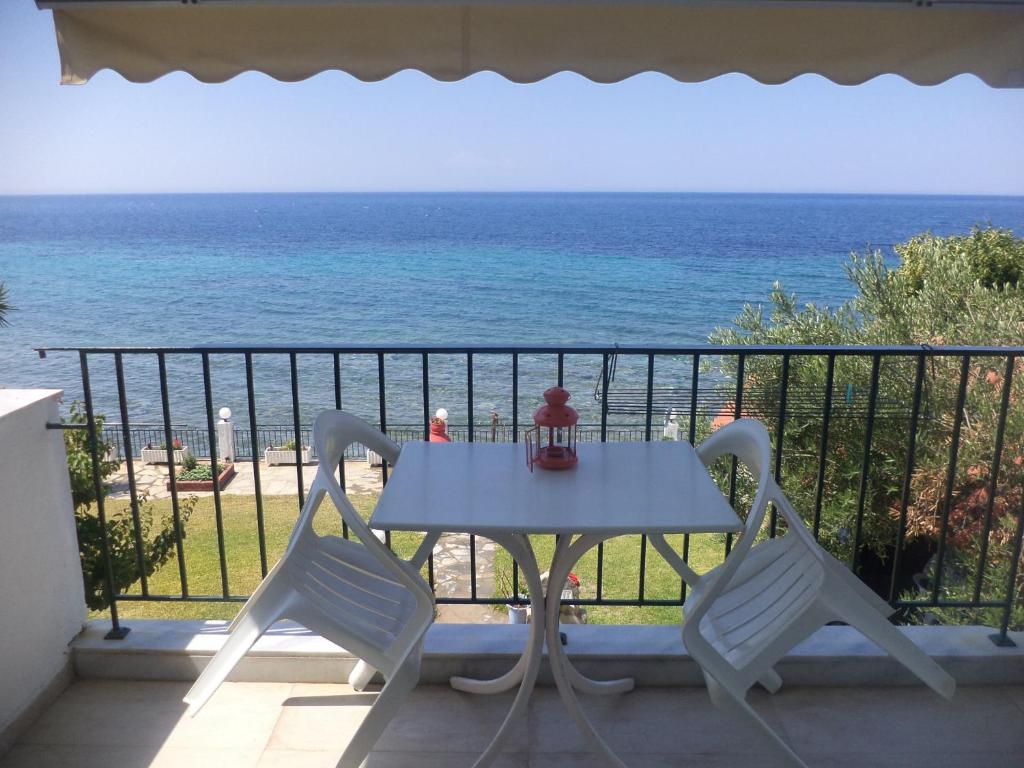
3 680 1023 768
528 685 786 755
773 684 1024 756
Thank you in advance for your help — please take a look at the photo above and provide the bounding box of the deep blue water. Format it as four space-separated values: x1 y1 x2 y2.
1 192 1023 426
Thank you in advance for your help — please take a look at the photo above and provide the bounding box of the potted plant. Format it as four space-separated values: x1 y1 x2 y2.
167 452 236 491
496 570 586 624
140 437 191 465
507 601 530 624
542 570 588 624
495 570 530 623
264 438 312 466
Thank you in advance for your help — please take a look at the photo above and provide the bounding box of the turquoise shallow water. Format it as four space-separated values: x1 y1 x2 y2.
1 192 1023 426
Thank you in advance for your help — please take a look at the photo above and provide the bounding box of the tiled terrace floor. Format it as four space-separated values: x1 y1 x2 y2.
3 680 1023 768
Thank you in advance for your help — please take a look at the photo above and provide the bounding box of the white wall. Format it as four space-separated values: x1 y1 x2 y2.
0 390 85 748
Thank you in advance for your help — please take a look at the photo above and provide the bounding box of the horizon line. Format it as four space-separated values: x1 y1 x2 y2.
2 189 1024 199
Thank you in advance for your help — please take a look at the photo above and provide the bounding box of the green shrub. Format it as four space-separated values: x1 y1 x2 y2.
897 226 1024 293
709 226 1024 627
65 402 195 610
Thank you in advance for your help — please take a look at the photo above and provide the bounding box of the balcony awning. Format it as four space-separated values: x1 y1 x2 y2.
39 1 1024 88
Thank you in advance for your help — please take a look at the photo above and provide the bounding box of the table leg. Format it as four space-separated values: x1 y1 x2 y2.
449 533 544 695
563 654 635 696
550 535 635 696
546 534 633 768
347 659 378 691
451 533 546 768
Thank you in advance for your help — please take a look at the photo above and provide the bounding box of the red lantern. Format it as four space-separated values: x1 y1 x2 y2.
526 386 579 471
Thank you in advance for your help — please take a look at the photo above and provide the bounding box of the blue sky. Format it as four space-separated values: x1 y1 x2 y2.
2 2 1023 195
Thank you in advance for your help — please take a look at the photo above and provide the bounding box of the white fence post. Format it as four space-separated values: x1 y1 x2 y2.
663 409 680 441
217 407 235 462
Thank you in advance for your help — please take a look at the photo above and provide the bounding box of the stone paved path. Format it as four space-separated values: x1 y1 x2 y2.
108 459 382 499
432 535 502 624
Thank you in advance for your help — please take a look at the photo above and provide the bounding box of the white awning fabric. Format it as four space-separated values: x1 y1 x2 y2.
43 1 1024 88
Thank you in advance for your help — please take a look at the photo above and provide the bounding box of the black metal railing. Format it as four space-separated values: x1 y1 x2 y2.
97 422 660 462
38 343 1024 645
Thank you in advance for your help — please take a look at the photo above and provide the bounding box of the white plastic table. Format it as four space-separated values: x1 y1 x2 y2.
370 440 743 768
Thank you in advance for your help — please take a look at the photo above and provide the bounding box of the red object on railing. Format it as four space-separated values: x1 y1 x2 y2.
528 386 579 470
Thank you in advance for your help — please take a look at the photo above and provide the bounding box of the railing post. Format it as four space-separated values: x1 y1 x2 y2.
930 355 971 605
333 353 347 511
851 353 882 573
289 352 305 509
992 490 1024 647
80 351 130 640
157 352 189 598
245 353 269 575
114 353 149 599
202 354 230 599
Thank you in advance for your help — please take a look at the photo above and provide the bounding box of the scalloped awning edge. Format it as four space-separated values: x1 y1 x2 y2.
49 4 1024 89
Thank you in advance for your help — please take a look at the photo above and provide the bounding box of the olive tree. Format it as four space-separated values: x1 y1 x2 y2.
709 227 1024 627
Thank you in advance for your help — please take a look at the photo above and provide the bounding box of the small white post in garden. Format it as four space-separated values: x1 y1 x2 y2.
217 406 235 463
663 409 680 441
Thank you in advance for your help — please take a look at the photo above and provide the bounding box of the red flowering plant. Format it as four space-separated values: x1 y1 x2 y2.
903 361 1024 554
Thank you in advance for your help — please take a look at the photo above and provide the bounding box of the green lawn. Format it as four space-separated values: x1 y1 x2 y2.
491 533 728 625
94 494 423 622
93 493 728 625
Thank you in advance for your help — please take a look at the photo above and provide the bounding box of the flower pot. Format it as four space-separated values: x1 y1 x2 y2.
140 446 191 465
264 446 313 466
507 605 530 624
167 463 236 492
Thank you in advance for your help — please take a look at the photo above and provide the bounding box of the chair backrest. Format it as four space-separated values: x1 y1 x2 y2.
696 418 823 555
684 419 825 679
288 410 402 550
695 418 774 544
315 409 401 470
283 411 434 662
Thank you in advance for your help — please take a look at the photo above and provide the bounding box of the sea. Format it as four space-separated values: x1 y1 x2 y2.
1 192 1023 429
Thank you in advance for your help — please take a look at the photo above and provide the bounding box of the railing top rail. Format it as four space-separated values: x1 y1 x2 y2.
35 343 1024 356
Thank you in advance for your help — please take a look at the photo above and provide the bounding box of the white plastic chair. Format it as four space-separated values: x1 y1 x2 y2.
183 410 435 768
650 418 955 768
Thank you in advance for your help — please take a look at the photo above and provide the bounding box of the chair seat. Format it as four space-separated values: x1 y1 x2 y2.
283 533 421 653
690 535 824 670
676 420 955 768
